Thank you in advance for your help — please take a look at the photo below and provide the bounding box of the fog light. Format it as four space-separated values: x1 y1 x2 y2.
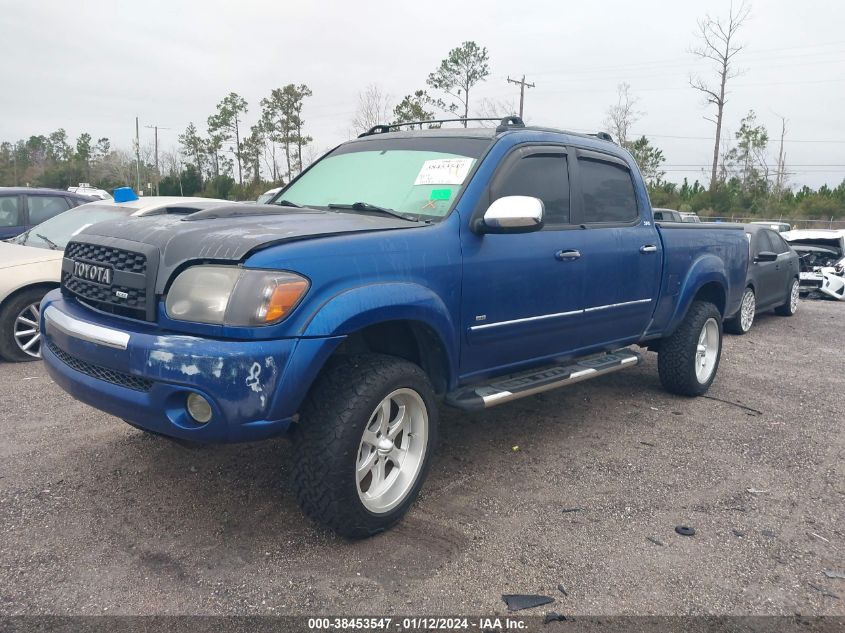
186 393 212 424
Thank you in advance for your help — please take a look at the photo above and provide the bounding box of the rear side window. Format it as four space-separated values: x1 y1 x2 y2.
0 195 21 227
580 158 638 223
28 195 70 224
493 153 570 225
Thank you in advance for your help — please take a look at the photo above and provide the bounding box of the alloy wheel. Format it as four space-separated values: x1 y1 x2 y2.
13 301 42 359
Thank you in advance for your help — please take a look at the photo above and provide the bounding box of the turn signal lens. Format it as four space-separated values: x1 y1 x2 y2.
262 280 309 323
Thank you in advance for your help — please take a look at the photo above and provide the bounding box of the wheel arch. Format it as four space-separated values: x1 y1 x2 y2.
0 282 58 314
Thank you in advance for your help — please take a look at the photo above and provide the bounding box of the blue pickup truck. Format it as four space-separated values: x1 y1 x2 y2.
40 117 749 537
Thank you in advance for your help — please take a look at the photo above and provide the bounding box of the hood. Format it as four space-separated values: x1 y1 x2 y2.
0 241 64 269
783 229 845 250
72 204 423 292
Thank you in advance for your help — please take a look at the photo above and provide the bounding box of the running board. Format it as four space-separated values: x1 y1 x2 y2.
446 349 641 411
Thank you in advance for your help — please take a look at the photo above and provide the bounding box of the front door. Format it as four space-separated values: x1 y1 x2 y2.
459 146 585 380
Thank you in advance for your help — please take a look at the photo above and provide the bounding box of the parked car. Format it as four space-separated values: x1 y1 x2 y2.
782 229 845 301
68 183 113 200
256 186 282 204
724 224 800 335
750 220 792 233
0 194 228 361
0 187 95 240
679 211 701 223
41 117 748 537
652 208 683 222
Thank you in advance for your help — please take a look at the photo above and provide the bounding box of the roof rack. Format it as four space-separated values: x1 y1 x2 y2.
589 132 615 143
358 115 526 137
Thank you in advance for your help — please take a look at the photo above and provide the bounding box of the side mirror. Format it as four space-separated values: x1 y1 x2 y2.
755 251 778 262
479 196 544 234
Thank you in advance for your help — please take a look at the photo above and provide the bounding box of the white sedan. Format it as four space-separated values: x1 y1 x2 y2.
782 229 845 301
0 196 227 361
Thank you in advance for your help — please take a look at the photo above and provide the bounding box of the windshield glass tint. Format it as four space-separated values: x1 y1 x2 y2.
15 205 129 250
278 137 489 220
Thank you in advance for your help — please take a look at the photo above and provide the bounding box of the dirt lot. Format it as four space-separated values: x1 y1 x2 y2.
0 300 843 617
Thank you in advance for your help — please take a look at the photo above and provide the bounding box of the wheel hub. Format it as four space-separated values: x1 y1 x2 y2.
355 388 429 514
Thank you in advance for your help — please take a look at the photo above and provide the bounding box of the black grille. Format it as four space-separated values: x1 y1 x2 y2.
63 241 150 320
65 242 147 274
62 274 146 313
46 340 153 392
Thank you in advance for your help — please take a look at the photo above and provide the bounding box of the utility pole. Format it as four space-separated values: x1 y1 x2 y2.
507 75 535 118
145 124 171 196
134 117 141 193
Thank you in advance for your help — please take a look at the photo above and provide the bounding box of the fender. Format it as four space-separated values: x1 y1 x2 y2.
301 282 457 351
665 253 729 335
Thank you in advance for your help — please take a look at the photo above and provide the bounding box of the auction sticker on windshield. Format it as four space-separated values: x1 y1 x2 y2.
414 158 474 185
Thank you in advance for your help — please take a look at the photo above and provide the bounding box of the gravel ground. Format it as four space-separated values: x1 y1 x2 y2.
0 299 842 617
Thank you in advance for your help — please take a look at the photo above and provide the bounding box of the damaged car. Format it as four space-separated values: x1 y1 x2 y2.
782 229 845 301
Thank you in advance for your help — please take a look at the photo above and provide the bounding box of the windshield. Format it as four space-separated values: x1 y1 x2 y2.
276 137 490 221
12 205 130 250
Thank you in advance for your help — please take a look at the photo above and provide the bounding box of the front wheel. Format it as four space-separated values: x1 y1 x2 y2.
0 288 48 362
774 278 800 316
658 301 723 396
725 287 755 335
291 354 438 538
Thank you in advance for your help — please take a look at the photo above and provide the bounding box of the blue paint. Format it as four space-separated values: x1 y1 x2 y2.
42 128 748 443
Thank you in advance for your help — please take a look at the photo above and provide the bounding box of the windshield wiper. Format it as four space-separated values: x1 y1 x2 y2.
275 199 301 208
34 233 61 250
327 202 418 222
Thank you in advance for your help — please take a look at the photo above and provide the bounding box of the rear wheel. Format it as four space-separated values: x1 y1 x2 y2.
658 301 722 396
775 278 800 316
291 354 438 538
0 288 48 362
725 287 755 335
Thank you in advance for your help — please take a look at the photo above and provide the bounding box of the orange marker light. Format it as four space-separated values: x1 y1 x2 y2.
264 280 308 323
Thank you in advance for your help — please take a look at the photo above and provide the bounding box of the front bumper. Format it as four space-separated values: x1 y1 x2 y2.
40 291 343 442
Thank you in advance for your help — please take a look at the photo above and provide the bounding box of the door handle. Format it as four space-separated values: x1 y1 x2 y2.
555 249 581 261
640 244 658 253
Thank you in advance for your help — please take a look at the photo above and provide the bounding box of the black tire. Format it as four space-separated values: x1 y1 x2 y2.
724 287 754 335
774 278 799 316
291 354 438 539
0 287 48 362
658 301 722 397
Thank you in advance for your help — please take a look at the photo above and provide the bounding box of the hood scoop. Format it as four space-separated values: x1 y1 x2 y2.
182 203 321 221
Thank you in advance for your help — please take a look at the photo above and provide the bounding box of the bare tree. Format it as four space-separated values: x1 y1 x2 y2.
603 83 641 146
690 1 752 193
773 113 788 196
351 84 392 135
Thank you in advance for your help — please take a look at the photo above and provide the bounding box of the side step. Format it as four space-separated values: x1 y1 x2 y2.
445 349 641 411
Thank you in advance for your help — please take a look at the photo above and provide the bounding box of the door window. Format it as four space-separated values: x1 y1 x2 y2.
580 158 638 223
767 230 790 254
756 230 778 255
28 195 70 224
0 195 21 227
492 153 570 225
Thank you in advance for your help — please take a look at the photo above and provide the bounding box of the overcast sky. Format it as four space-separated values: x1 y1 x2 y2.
2 0 843 189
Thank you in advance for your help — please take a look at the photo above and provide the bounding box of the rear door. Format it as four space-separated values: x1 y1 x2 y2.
570 149 661 347
0 194 24 239
459 145 585 378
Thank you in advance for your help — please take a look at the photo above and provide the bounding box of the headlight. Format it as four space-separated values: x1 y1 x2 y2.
165 265 309 326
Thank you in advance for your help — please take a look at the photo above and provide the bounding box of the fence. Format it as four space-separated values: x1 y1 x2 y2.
699 215 845 230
